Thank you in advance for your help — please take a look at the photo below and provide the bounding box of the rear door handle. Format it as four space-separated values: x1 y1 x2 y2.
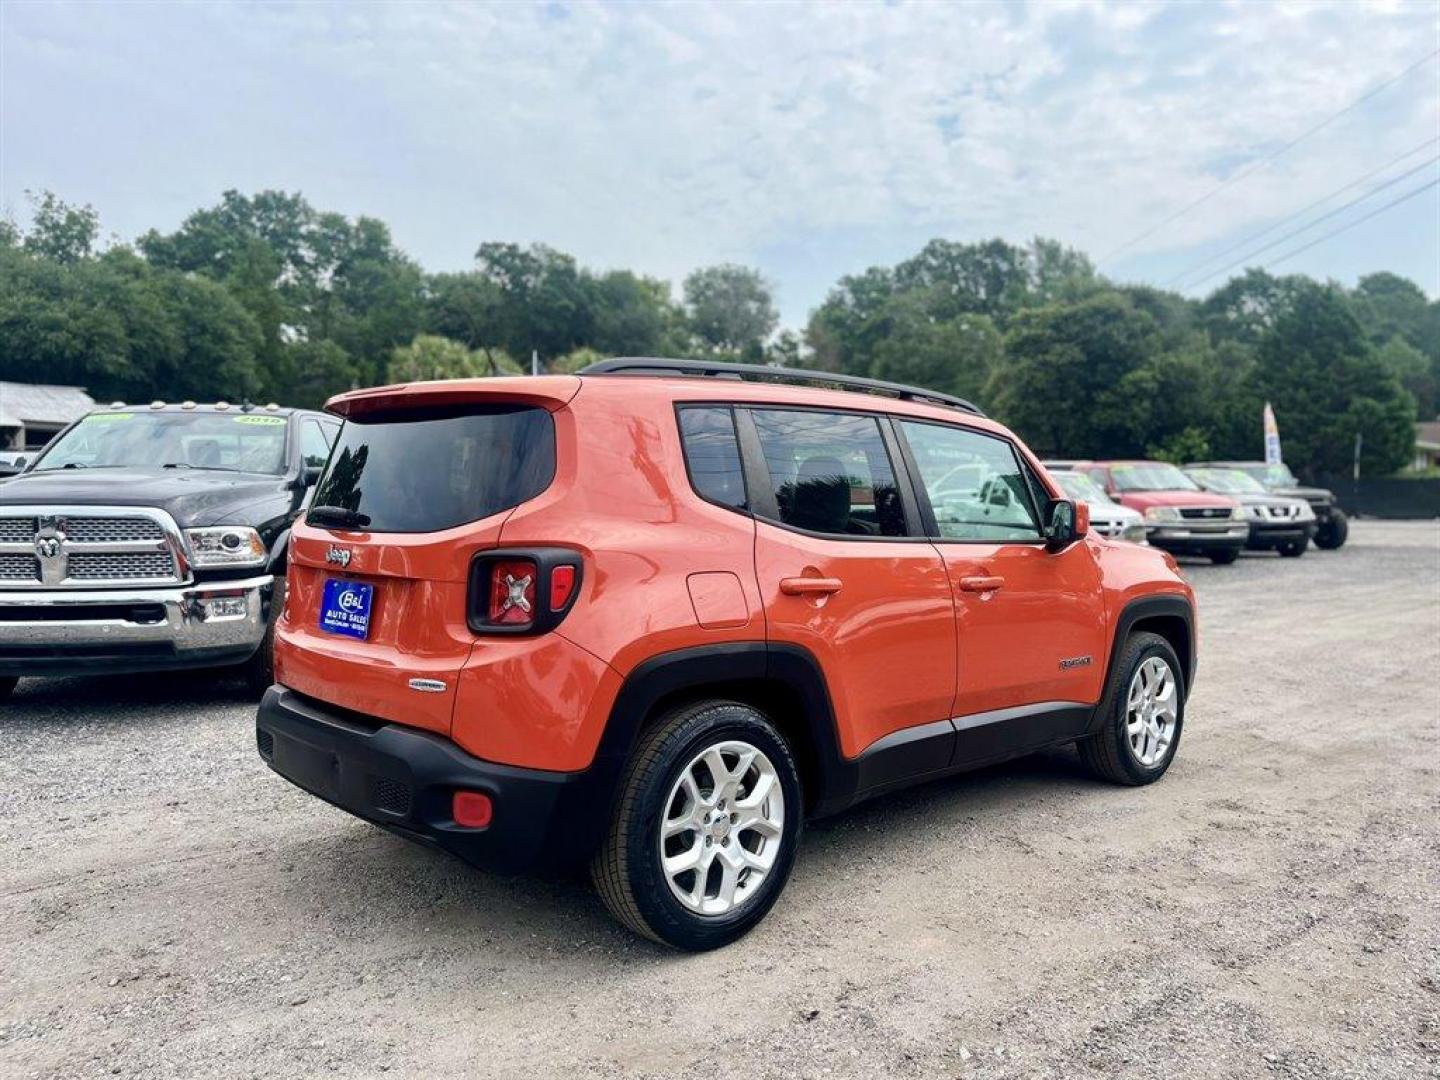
780 576 844 596
958 575 1005 593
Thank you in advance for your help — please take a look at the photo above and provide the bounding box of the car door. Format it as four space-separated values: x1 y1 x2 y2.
894 419 1108 761
740 406 958 768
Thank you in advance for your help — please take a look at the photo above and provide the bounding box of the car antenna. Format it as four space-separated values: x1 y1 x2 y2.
239 399 255 413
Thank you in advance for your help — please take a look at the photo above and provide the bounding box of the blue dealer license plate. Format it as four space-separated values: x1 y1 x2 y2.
319 578 373 640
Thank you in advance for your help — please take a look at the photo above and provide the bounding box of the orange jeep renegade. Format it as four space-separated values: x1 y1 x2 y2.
256 359 1196 950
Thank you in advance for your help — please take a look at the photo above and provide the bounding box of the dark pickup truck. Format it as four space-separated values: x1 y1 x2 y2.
0 402 338 699
1187 461 1348 549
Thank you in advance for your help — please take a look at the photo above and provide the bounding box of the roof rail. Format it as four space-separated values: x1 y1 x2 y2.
578 357 985 417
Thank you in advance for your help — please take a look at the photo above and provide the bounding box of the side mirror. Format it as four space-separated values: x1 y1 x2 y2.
1045 498 1086 552
302 464 323 487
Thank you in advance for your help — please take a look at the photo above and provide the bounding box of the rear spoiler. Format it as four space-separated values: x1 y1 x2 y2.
325 376 583 419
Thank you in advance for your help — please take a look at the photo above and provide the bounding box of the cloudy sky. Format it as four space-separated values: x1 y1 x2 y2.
2 1 1436 327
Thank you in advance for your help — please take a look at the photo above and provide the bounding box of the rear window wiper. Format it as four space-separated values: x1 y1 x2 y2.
308 505 372 529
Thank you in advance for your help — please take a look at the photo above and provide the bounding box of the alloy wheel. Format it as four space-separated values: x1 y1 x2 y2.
1126 656 1178 767
659 740 785 916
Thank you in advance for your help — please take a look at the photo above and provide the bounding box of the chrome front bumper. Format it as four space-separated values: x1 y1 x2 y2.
1146 524 1250 541
0 575 273 676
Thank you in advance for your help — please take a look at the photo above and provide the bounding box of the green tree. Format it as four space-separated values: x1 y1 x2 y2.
1249 282 1416 477
474 242 593 362
988 292 1165 457
866 296 999 403
387 335 519 382
20 191 101 264
683 264 778 357
1377 335 1436 420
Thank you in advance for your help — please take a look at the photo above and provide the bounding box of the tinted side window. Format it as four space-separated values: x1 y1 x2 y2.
749 409 907 537
302 419 334 469
677 407 747 511
899 421 1042 541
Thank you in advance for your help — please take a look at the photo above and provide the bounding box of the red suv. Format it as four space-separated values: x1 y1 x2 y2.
256 360 1197 950
1076 460 1248 564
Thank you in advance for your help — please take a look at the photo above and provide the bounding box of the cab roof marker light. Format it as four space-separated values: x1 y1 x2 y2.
181 400 197 410
150 400 165 409
109 401 125 408
265 402 279 411
215 401 230 410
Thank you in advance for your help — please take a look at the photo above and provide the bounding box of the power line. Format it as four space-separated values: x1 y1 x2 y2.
1163 135 1440 288
1261 177 1439 272
1179 153 1440 291
1098 47 1440 265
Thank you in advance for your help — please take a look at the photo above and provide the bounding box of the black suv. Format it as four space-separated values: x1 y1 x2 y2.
0 401 338 699
1186 461 1348 549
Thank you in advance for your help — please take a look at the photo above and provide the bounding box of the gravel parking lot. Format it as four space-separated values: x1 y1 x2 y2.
1 520 1436 1080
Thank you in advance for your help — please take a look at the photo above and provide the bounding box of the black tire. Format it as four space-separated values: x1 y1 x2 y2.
0 676 17 702
1209 547 1240 565
591 700 803 951
1314 509 1348 550
1278 538 1308 557
1077 631 1185 786
240 575 284 696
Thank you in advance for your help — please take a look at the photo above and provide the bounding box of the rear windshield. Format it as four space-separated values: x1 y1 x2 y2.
309 405 555 533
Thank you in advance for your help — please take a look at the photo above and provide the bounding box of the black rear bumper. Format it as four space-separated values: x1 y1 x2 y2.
256 686 606 874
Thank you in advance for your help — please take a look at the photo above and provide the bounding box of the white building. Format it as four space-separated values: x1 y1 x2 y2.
0 382 97 452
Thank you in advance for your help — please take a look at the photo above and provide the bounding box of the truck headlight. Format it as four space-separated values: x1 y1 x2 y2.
186 526 267 568
1122 522 1148 544
1231 506 1247 521
1144 506 1180 523
1295 503 1315 522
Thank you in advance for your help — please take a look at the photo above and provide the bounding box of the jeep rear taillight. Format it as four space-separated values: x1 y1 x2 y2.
488 559 537 626
468 549 582 635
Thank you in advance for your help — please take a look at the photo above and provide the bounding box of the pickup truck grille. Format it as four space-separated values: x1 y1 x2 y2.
0 518 37 544
0 554 40 581
0 507 187 588
64 517 167 543
1179 507 1231 520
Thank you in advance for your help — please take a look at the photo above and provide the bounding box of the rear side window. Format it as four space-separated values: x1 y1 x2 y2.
749 408 907 537
898 421 1042 541
677 407 747 511
310 406 554 533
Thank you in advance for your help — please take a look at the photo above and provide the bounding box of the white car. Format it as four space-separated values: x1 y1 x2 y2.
1049 468 1147 544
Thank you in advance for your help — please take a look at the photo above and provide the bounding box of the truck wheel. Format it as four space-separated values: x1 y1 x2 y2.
1315 509 1348 550
1077 631 1184 786
592 700 802 951
1209 548 1240 565
1278 538 1308 557
0 677 16 702
240 576 284 696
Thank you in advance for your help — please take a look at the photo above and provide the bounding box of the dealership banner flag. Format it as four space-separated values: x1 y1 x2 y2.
1263 402 1282 465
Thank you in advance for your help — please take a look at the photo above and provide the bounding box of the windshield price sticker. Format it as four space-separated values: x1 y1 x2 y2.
234 415 287 426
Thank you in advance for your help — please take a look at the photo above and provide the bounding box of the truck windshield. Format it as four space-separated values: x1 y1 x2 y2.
33 411 289 475
1053 470 1115 506
1111 463 1198 492
308 405 555 533
1189 468 1267 494
1241 463 1299 487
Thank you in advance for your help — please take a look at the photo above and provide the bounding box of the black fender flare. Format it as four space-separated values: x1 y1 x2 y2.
586 642 855 820
1093 594 1196 732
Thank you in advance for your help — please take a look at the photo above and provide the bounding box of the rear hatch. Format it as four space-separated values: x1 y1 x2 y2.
279 380 574 735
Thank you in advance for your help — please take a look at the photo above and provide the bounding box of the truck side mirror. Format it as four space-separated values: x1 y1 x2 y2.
1045 498 1086 552
302 464 323 487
